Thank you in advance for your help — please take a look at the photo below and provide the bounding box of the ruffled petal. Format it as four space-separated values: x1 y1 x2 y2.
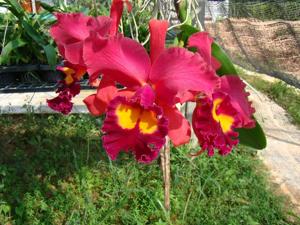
102 91 168 163
50 13 91 43
50 13 111 65
47 90 73 115
150 47 219 105
163 105 191 146
149 19 169 63
192 92 239 156
218 76 255 128
188 32 221 71
83 35 151 87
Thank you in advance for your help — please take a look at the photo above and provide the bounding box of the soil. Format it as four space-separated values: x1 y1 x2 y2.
206 19 300 83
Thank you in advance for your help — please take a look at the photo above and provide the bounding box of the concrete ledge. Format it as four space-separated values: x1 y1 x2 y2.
0 90 96 114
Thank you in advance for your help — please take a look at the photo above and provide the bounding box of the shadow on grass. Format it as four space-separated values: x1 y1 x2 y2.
0 114 298 225
0 114 166 225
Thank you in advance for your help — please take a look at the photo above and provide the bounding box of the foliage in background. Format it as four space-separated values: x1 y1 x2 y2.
0 114 298 224
0 0 57 66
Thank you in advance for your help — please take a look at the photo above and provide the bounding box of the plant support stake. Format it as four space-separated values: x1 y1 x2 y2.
161 138 171 211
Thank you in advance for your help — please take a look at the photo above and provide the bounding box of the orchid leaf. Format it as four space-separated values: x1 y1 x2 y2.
22 21 47 46
3 0 24 17
179 24 198 44
179 24 267 150
0 38 27 65
212 43 238 76
43 44 57 69
237 119 267 149
39 2 56 13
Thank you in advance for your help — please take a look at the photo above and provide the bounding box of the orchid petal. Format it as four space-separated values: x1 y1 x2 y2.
83 35 151 87
131 85 155 108
149 19 169 63
219 76 255 128
83 94 106 116
188 32 221 71
84 77 118 116
50 13 91 43
163 105 191 146
150 47 219 105
50 13 111 66
47 90 73 115
63 42 84 66
110 0 132 35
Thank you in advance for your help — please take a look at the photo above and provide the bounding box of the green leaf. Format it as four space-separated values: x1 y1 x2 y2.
212 43 238 76
179 24 199 44
39 2 56 13
43 44 57 68
0 38 27 64
3 0 24 17
22 21 46 46
237 119 267 149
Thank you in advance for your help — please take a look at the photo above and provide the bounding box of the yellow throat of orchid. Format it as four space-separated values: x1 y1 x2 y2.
115 103 158 134
212 98 234 133
61 67 86 85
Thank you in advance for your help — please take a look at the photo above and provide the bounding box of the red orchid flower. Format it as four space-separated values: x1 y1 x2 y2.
48 0 132 114
50 0 131 67
47 62 84 114
83 19 219 162
188 32 255 156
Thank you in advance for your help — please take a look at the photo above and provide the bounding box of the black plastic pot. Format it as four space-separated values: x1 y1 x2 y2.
0 72 19 86
39 67 64 83
0 64 64 85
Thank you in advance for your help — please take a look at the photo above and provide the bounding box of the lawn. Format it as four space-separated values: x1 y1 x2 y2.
0 114 299 225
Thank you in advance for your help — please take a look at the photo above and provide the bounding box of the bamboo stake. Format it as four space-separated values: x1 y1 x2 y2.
161 138 171 211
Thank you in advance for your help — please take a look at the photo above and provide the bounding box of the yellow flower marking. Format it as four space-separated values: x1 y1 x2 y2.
212 98 234 133
61 67 75 85
139 110 158 134
115 103 158 134
115 104 141 129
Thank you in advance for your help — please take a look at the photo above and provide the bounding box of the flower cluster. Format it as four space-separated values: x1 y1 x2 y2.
48 0 256 163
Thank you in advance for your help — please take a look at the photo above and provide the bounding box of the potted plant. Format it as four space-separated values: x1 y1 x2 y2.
0 0 62 86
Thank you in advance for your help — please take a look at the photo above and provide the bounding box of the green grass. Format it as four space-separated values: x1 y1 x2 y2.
237 68 300 127
0 114 299 225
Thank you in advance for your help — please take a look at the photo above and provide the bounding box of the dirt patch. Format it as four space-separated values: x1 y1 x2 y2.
206 19 300 84
247 86 300 214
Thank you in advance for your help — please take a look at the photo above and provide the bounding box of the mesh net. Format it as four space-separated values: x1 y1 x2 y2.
205 0 300 88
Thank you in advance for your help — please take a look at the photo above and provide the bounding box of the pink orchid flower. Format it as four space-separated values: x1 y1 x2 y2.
50 0 131 67
47 62 84 114
83 19 219 163
47 0 131 114
188 32 255 156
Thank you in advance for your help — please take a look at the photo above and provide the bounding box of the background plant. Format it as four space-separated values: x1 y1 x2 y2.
0 0 58 66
